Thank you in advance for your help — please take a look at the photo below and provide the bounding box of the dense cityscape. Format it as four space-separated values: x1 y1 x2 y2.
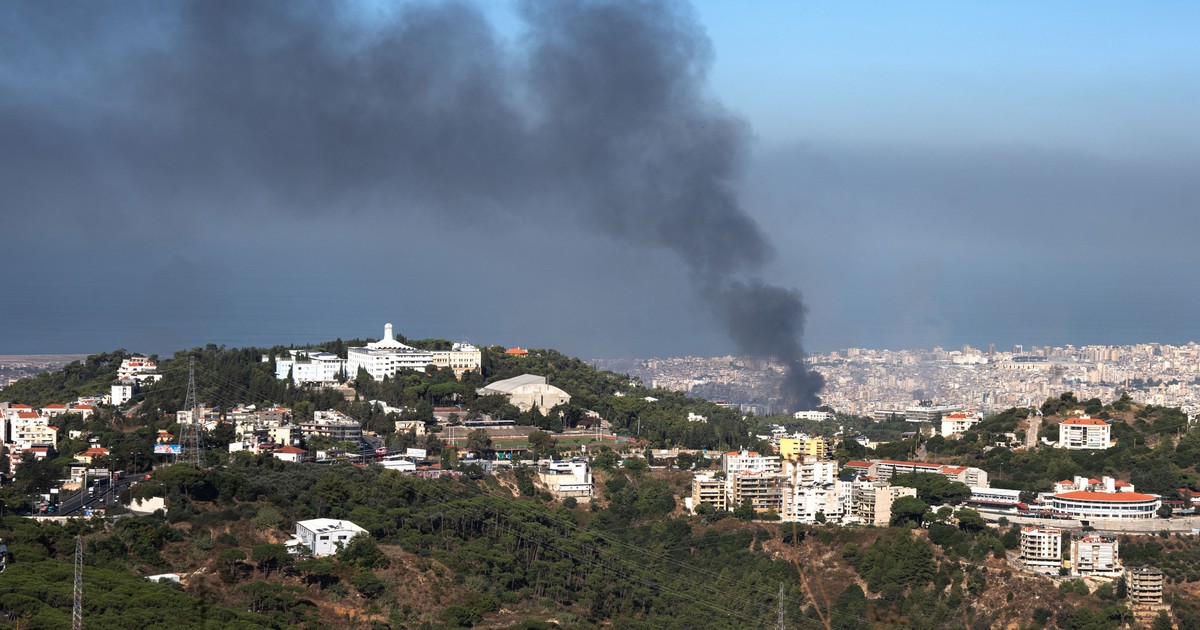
601 342 1200 418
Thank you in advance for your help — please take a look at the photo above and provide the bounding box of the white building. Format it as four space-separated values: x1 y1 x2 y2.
430 342 483 378
346 323 436 381
289 519 367 556
273 350 347 384
272 445 308 463
537 460 593 498
476 374 571 413
1049 491 1160 520
1071 533 1121 577
722 450 782 475
299 410 362 443
1058 417 1112 450
111 380 137 406
792 410 834 422
1020 526 1063 573
940 412 982 437
117 358 158 380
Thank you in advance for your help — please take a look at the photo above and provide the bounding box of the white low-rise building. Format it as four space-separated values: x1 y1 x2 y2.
792 410 834 422
537 460 593 498
289 519 367 556
940 412 981 437
274 350 347 384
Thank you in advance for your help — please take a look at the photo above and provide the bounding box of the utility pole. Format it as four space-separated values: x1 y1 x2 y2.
777 582 786 630
73 535 83 630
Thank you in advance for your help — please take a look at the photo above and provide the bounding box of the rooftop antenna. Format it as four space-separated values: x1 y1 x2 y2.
73 535 83 630
181 357 202 466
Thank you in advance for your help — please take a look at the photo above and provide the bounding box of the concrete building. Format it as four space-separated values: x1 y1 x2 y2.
536 460 593 498
111 380 137 406
1049 490 1160 520
691 475 727 511
779 437 832 461
1020 526 1064 573
940 412 981 437
1128 566 1165 605
289 519 367 557
722 450 782 475
1058 417 1112 450
430 342 483 378
868 460 989 488
792 410 834 422
851 482 917 527
272 445 308 463
299 410 362 443
273 350 347 384
346 323 435 381
476 374 571 413
904 403 960 424
1071 533 1121 577
117 358 158 380
730 471 785 514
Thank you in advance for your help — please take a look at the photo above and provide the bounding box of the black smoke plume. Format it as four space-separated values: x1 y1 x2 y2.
1 0 823 409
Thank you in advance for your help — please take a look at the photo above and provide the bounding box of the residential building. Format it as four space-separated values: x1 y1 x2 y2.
868 460 989 488
346 323 436 380
476 374 571 413
536 460 593 498
691 475 727 511
1020 526 1063 573
779 437 831 461
851 482 917 527
940 412 982 437
111 380 137 406
272 445 308 463
288 519 367 557
730 471 785 514
722 450 782 475
117 358 158 380
299 410 362 443
1128 566 1165 605
1058 417 1112 450
1071 533 1121 577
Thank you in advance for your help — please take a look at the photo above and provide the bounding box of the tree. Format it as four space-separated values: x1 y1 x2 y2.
350 571 387 599
251 544 291 576
527 430 555 458
954 508 986 533
1151 611 1172 630
466 429 492 457
890 496 929 527
733 498 756 522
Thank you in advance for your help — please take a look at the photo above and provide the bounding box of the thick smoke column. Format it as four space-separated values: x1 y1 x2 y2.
1 0 824 408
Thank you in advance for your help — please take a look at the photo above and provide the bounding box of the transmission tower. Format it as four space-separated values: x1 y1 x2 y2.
73 535 83 630
180 357 203 466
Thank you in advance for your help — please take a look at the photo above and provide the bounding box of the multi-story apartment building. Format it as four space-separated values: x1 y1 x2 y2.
868 460 989 488
1128 566 1164 605
1020 526 1063 573
1058 417 1112 450
778 437 832 461
730 471 785 514
1071 533 1120 577
851 482 917 527
691 475 727 511
299 410 362 443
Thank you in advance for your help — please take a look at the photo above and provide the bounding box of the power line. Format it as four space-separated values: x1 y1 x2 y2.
73 535 83 630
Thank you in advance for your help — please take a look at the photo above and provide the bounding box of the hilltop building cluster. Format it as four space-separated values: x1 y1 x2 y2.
272 323 481 384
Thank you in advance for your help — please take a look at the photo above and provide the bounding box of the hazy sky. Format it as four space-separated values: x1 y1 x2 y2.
2 1 1197 359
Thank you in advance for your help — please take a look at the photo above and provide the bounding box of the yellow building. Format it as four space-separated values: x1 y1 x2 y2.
779 437 832 461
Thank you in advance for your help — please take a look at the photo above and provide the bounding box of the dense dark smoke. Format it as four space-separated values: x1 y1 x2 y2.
1 0 823 409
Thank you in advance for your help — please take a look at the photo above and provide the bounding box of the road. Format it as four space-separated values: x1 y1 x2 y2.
56 476 139 516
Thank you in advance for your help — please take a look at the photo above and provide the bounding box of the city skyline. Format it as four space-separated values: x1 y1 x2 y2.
3 1 1198 361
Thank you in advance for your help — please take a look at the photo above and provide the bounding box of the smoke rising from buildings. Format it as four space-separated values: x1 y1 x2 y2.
1 0 823 409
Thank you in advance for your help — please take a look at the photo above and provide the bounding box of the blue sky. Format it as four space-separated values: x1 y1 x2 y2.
2 1 1198 358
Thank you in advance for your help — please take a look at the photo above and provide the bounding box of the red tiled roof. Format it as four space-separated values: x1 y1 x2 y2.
1054 491 1157 502
504 347 529 355
275 445 307 454
10 404 32 409
1062 417 1107 426
43 404 66 409
846 460 873 468
878 459 941 468
16 411 39 419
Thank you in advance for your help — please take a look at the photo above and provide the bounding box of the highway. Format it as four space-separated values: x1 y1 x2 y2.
56 475 140 517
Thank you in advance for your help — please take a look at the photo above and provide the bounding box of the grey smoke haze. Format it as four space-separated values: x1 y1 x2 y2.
1 0 823 408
